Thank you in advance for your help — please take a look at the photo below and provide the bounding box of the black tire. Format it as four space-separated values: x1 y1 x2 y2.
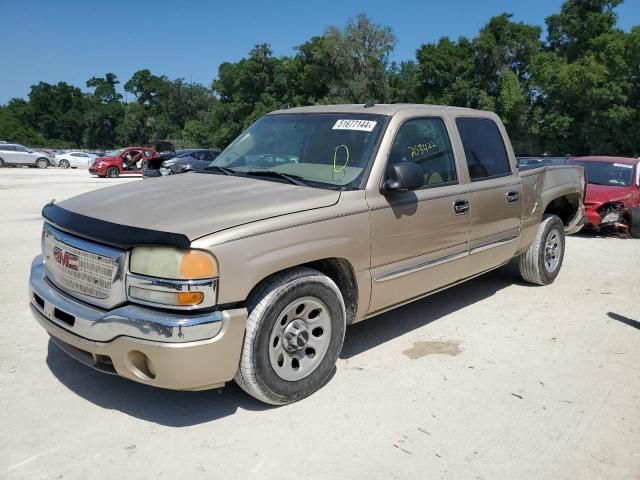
235 268 346 405
106 167 120 178
629 207 640 239
518 214 565 285
36 158 49 169
59 159 70 169
0 158 4 167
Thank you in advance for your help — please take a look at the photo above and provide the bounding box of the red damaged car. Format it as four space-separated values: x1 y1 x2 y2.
572 156 640 238
89 147 156 178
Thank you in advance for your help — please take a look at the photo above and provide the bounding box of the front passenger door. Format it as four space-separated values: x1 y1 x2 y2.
368 117 470 313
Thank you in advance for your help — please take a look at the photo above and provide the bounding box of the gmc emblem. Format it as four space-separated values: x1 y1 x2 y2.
53 246 79 271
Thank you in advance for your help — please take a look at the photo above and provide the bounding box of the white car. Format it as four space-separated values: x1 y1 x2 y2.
55 151 95 169
0 143 51 168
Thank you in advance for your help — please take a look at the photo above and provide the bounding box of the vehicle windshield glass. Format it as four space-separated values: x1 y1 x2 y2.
107 148 124 157
208 113 386 188
574 161 635 187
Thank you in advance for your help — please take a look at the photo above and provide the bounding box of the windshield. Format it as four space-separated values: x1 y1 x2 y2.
574 161 635 187
106 148 124 157
208 113 386 188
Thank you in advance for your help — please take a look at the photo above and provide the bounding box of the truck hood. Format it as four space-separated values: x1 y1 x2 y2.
585 184 634 206
53 173 341 242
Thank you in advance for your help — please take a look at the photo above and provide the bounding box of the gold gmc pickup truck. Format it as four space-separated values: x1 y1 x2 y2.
29 104 585 405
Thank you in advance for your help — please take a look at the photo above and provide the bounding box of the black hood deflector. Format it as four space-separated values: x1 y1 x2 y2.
42 203 191 249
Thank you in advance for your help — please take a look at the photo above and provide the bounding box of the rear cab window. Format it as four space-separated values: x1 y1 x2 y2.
456 117 512 181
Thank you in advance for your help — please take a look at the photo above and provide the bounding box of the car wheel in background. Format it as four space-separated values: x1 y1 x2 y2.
629 207 640 239
36 158 49 169
106 167 120 178
235 267 346 405
59 159 70 169
518 214 565 285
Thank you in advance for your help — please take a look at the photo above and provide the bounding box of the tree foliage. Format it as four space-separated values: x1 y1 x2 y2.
0 3 637 156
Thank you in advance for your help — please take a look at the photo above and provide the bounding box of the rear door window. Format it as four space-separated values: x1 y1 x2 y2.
456 117 511 181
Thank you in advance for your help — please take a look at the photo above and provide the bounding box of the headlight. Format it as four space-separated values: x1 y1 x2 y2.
162 159 176 167
601 211 620 223
128 247 218 309
130 246 218 279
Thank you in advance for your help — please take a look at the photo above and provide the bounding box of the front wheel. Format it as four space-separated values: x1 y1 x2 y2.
518 214 565 285
106 167 120 178
0 158 4 167
36 158 49 169
59 159 70 169
235 268 346 405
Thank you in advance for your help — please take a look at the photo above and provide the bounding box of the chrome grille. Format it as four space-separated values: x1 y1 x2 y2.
42 224 127 309
44 233 115 298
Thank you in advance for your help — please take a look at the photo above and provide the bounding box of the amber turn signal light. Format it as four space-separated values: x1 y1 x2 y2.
176 291 205 306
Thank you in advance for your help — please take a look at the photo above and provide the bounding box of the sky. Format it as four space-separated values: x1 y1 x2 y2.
0 0 638 104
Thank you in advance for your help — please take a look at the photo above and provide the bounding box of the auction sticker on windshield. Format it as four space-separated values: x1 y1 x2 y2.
332 119 377 132
613 163 633 168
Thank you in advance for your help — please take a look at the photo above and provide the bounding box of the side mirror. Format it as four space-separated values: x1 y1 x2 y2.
382 162 424 193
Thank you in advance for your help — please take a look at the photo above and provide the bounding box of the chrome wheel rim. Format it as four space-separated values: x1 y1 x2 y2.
544 229 562 273
268 296 332 381
37 160 47 168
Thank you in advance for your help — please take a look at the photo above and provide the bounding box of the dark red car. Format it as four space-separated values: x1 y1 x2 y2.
572 156 640 237
89 147 156 178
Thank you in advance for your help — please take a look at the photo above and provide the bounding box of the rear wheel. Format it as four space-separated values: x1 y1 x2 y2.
36 158 49 169
235 268 346 405
629 207 640 239
106 167 119 178
59 159 70 169
518 214 565 285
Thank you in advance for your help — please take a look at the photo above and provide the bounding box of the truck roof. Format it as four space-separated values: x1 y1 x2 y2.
268 103 490 117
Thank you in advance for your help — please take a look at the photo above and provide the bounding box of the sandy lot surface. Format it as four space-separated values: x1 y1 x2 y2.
1 168 638 480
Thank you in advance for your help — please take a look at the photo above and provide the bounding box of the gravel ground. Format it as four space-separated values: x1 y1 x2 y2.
1 168 638 480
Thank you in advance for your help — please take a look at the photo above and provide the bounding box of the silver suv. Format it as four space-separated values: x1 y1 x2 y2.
0 143 51 168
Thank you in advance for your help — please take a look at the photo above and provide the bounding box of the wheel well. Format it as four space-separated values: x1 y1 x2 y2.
544 193 580 226
247 258 359 325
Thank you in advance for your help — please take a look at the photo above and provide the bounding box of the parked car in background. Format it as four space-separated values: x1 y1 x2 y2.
55 151 96 168
89 147 156 177
142 149 220 178
29 104 586 405
0 143 52 168
571 156 640 237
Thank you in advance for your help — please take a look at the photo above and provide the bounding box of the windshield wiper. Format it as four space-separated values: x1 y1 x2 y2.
202 165 236 175
243 170 308 187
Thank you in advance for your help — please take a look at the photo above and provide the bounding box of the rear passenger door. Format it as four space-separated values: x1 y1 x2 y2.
0 145 17 164
456 117 522 275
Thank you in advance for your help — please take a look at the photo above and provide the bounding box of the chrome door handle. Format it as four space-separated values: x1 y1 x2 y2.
506 191 520 203
453 199 470 215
